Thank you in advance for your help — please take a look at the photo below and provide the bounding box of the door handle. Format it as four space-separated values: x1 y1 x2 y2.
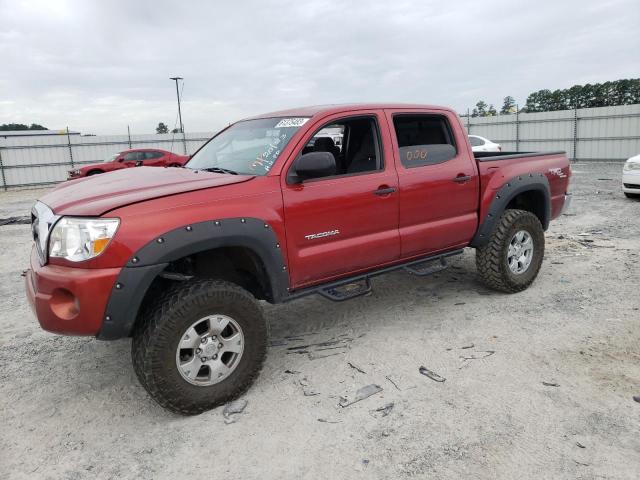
374 186 396 196
453 174 471 183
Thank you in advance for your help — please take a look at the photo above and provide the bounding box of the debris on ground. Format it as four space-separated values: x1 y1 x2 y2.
299 377 320 396
309 351 346 360
632 395 640 403
347 362 366 374
418 366 446 382
0 216 30 226
460 343 475 349
223 399 248 417
339 384 383 407
576 442 586 449
371 402 394 417
460 350 495 361
317 418 341 424
542 381 560 387
284 369 300 374
385 375 401 390
222 399 248 423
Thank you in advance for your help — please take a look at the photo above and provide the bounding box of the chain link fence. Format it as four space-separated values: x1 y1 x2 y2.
1 103 639 190
461 103 640 162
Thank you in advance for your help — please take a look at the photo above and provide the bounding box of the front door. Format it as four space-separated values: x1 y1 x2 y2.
282 113 400 288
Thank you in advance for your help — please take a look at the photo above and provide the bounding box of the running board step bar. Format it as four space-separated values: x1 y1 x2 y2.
404 257 448 276
319 278 372 302
286 249 464 303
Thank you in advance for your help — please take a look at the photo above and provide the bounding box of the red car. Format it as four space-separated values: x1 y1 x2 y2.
27 103 571 414
68 148 189 179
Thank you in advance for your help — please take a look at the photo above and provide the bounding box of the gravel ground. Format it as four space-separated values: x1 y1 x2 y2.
1 162 639 479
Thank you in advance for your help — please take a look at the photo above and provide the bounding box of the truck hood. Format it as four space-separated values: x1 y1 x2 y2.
41 167 254 216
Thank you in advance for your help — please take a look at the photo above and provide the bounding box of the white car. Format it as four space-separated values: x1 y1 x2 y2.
469 135 502 152
623 154 640 199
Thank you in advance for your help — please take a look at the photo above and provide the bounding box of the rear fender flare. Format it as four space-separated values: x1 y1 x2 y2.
470 173 550 248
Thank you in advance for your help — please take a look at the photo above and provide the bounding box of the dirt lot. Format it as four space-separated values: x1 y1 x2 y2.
1 162 638 479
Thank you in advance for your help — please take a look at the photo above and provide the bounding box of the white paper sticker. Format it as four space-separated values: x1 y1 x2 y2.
274 117 309 128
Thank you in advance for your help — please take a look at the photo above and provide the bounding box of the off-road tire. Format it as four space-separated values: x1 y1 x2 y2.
475 209 545 293
131 279 267 415
624 192 640 199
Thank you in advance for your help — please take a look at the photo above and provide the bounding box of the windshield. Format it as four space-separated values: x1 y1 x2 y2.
108 153 119 162
186 117 309 175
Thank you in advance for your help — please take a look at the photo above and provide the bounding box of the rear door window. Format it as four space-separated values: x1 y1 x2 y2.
393 115 457 168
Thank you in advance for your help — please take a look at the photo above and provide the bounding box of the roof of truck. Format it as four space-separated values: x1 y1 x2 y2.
245 103 453 120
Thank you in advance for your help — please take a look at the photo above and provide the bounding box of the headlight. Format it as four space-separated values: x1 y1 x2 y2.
49 217 120 262
623 162 640 171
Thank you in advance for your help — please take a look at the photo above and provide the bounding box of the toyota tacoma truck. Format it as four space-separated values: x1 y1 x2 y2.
26 104 571 414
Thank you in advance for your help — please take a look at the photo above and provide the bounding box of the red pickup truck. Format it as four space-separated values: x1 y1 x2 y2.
67 148 189 179
26 104 571 414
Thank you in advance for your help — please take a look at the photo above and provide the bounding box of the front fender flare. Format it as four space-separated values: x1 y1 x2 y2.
97 217 288 340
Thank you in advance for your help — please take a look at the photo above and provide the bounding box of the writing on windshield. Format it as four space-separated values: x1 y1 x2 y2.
187 117 309 176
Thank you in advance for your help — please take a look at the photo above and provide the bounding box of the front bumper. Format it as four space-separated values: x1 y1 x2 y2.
622 172 640 193
25 247 121 336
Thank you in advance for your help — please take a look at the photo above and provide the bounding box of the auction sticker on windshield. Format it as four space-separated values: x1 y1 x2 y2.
274 118 309 128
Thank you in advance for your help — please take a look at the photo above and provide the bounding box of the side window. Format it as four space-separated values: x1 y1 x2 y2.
295 117 383 181
469 136 484 147
123 151 143 161
393 115 457 168
145 151 164 160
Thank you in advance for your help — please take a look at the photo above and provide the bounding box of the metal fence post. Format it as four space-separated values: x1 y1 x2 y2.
66 126 75 168
0 147 7 191
127 125 132 149
466 108 471 134
572 107 578 161
515 105 520 152
182 128 188 155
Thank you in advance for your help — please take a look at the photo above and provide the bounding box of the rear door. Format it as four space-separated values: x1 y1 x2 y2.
282 111 400 288
385 109 479 257
143 151 166 166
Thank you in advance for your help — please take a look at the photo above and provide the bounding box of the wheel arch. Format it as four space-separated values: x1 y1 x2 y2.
470 173 550 248
97 218 289 340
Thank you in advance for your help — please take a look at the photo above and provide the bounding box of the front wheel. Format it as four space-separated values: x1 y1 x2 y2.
475 209 545 293
132 280 267 415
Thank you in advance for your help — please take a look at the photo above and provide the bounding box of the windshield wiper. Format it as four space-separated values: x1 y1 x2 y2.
202 167 239 175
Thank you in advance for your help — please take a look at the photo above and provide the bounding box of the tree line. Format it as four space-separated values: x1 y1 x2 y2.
156 122 182 134
0 123 47 131
468 78 640 117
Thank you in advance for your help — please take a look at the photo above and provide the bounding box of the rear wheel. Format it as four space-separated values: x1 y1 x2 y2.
476 209 545 293
131 279 267 415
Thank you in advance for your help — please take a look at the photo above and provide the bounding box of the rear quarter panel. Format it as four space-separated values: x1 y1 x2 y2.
477 153 570 223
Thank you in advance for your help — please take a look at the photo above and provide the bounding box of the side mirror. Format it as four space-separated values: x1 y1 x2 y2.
292 152 336 182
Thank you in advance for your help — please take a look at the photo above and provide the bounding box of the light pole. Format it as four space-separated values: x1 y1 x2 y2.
169 76 186 153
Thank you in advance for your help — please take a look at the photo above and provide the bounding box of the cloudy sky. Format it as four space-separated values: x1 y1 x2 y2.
1 0 638 134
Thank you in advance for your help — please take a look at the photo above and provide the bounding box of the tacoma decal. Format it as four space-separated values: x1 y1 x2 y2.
304 229 340 240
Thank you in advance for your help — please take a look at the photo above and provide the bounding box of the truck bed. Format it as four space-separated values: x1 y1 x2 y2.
474 151 566 162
